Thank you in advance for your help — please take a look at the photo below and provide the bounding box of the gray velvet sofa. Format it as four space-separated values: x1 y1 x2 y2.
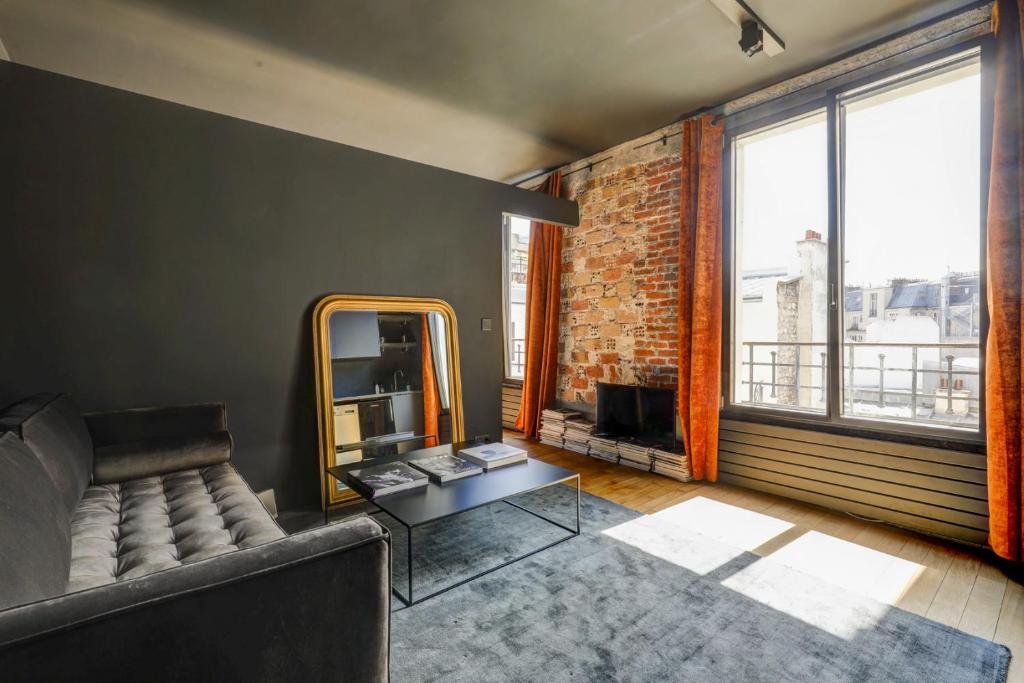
0 393 390 682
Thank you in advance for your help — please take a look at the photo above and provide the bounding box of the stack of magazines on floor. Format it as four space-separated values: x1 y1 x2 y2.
533 405 693 483
562 417 594 455
588 434 619 463
538 408 577 447
650 447 692 481
617 441 653 471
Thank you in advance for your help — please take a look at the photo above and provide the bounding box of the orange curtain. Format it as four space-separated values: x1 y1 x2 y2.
677 115 725 482
421 314 440 447
515 171 563 438
986 0 1024 562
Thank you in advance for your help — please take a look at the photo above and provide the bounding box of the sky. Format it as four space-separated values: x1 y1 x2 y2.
509 215 531 241
735 59 981 288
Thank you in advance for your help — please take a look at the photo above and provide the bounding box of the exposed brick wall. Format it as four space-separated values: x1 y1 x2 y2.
557 150 681 407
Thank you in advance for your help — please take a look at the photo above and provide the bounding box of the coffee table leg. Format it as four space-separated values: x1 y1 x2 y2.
502 475 582 536
575 474 581 534
371 508 412 607
389 474 581 607
407 522 413 605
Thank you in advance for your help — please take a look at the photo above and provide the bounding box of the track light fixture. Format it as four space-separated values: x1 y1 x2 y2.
709 0 786 58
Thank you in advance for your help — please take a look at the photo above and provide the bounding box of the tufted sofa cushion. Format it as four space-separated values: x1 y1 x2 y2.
69 462 285 592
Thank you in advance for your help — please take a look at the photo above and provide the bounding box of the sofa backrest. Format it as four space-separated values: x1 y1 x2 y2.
0 432 71 610
0 394 94 517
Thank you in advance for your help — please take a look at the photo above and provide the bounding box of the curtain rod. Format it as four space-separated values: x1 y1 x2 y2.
631 112 725 152
521 155 613 191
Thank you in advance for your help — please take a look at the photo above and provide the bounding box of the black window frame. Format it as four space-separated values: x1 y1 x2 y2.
721 36 993 451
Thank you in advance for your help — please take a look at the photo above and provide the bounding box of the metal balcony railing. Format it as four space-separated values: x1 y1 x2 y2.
738 340 979 425
510 259 528 285
508 338 525 378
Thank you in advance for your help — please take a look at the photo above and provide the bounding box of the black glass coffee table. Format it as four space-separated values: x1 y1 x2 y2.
327 442 580 606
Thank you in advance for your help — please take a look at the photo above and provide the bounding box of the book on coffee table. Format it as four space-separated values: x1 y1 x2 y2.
347 461 428 498
408 454 483 483
458 442 528 470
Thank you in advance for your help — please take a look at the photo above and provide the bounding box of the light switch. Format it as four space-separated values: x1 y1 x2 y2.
481 318 493 332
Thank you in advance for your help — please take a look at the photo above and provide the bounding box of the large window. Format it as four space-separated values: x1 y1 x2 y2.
732 111 829 414
503 215 531 380
728 47 984 436
839 54 981 430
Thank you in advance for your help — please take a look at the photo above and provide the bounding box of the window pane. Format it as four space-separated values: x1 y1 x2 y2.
732 111 829 412
504 216 530 379
840 54 981 431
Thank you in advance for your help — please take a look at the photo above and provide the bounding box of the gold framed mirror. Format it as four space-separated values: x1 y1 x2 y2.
313 294 464 508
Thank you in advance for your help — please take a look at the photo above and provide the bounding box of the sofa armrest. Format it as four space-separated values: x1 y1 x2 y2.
0 516 391 682
92 431 233 484
84 403 228 448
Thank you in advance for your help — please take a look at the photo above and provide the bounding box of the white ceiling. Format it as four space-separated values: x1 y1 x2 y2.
0 0 975 181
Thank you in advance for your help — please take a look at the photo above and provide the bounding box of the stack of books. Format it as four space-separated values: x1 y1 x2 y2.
408 453 483 483
459 442 528 470
588 435 619 463
538 408 578 448
617 441 653 471
347 461 428 498
562 418 594 455
650 447 693 481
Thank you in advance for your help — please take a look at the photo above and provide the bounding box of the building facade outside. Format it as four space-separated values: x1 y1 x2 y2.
736 230 980 429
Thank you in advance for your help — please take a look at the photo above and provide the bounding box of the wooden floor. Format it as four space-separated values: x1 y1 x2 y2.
506 431 1023 681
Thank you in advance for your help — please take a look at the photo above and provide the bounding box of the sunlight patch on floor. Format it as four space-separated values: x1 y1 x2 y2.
764 531 925 605
602 514 749 574
601 497 794 575
647 496 795 551
601 499 930 640
721 557 895 640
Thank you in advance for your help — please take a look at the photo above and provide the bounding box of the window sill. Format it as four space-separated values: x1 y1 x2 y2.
502 378 524 388
719 405 986 455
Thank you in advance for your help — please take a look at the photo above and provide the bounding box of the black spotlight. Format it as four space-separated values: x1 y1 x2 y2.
739 20 764 58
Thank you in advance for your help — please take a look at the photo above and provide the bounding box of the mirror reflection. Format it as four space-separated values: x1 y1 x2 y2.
327 309 454 498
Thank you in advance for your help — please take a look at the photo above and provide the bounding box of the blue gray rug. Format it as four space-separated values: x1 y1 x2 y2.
379 486 1010 682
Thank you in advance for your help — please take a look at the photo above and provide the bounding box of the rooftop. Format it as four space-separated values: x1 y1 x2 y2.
887 282 940 310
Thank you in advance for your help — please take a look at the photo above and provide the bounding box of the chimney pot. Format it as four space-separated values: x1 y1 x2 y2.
804 229 822 241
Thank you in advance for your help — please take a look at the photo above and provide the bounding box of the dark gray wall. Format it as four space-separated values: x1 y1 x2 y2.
0 62 577 509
